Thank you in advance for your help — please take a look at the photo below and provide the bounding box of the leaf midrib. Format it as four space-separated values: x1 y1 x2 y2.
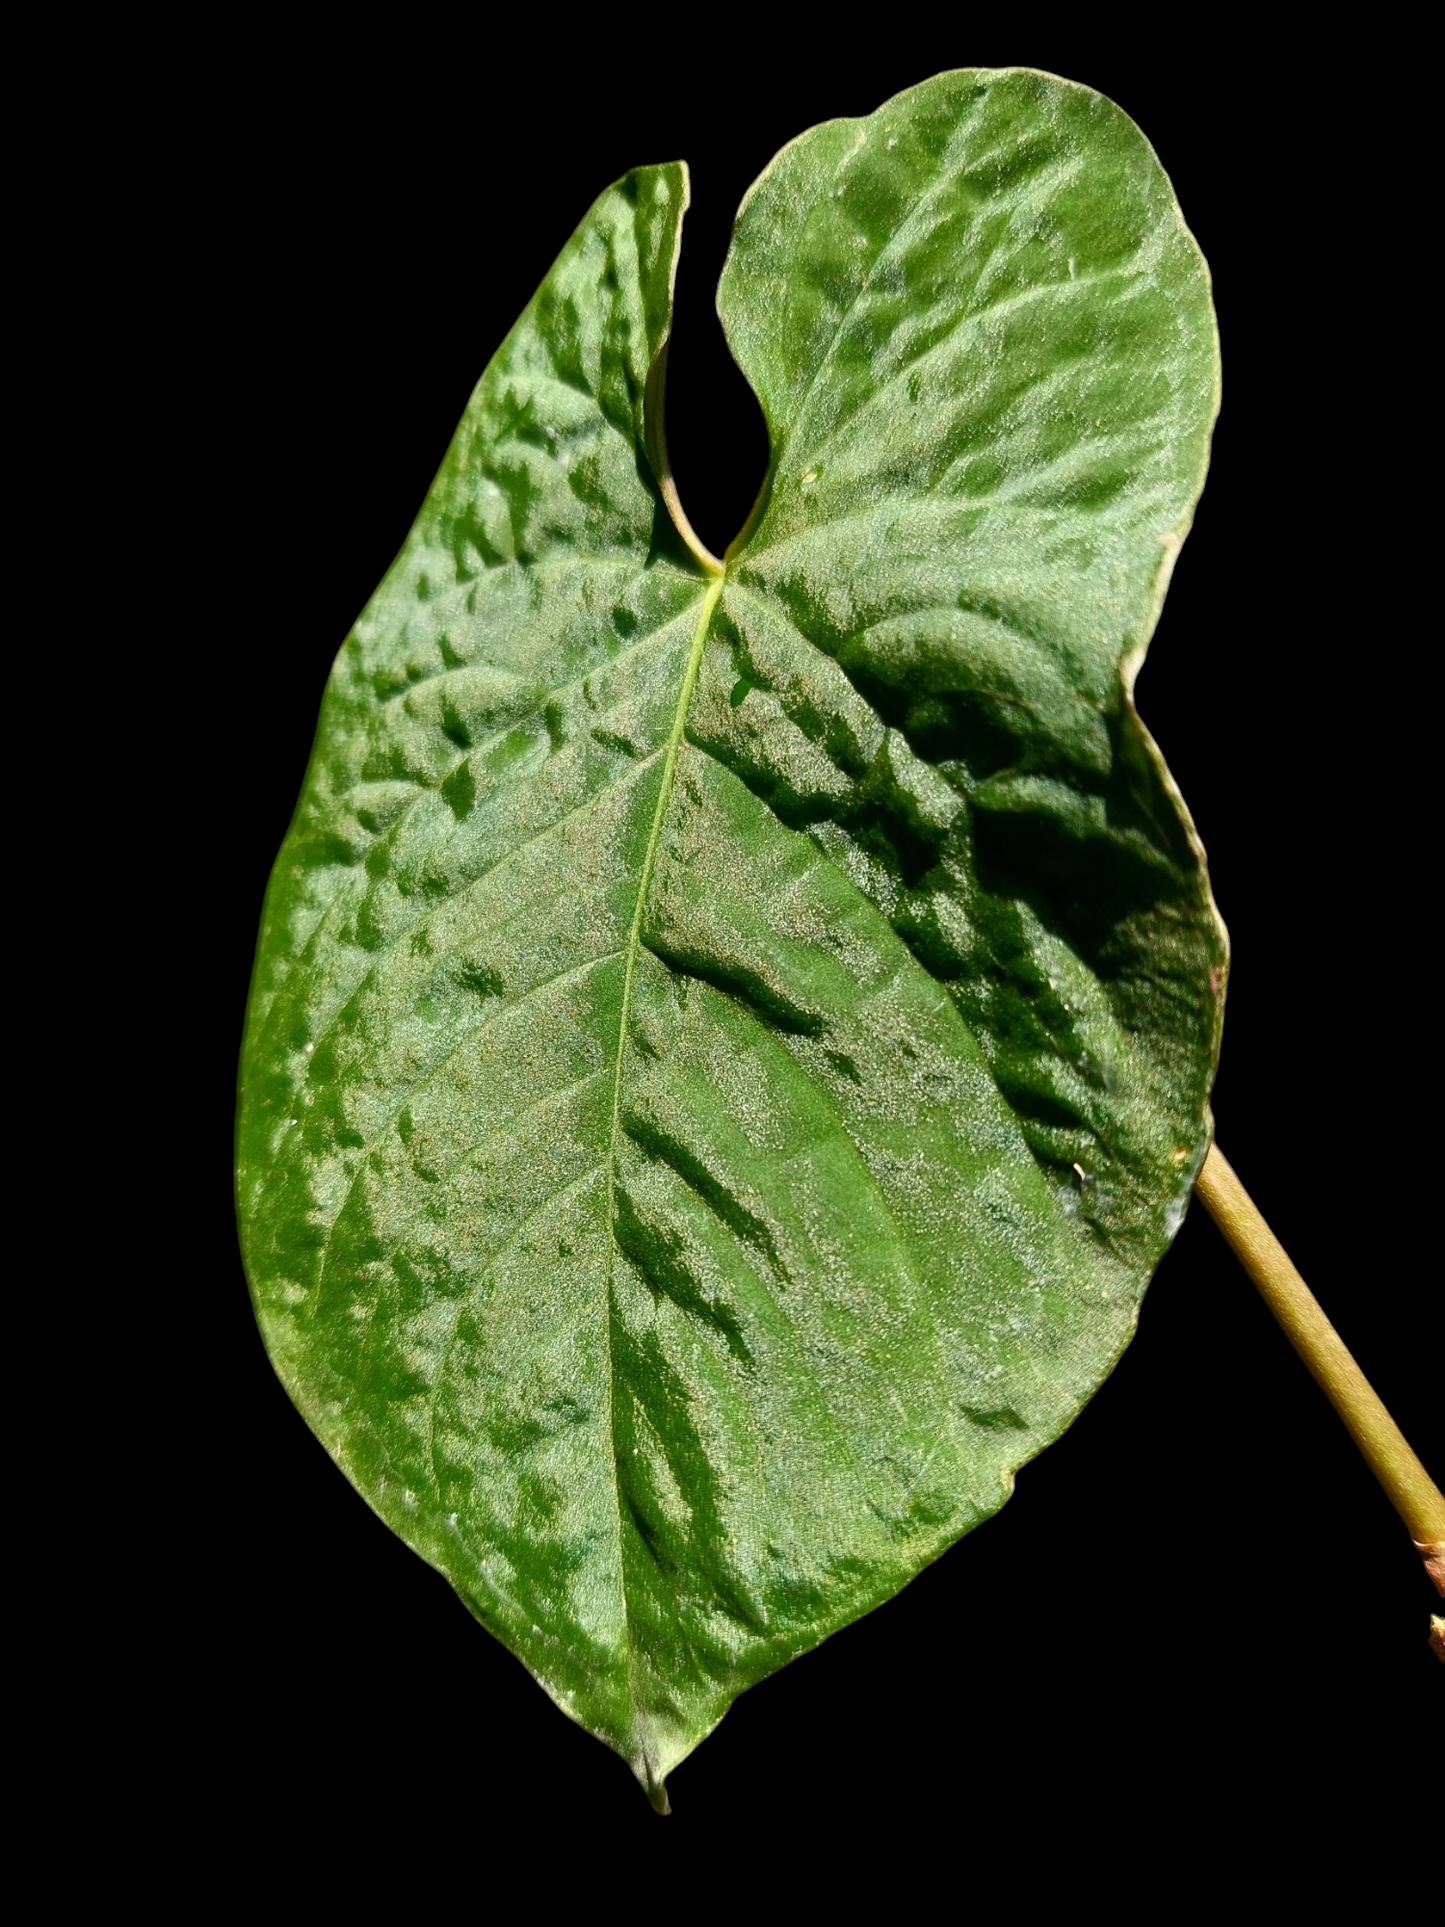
605 574 725 1230
601 570 723 1765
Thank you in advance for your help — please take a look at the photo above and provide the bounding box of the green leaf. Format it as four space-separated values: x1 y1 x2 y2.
237 68 1226 1807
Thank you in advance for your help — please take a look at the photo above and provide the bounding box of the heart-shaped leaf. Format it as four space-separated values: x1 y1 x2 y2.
237 68 1226 1807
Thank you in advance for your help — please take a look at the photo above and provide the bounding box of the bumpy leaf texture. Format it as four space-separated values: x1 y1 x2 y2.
237 69 1227 1806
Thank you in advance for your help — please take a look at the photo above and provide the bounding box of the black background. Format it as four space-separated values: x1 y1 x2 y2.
138 24 1438 1869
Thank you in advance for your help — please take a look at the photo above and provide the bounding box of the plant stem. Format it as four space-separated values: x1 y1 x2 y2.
1196 1145 1445 1619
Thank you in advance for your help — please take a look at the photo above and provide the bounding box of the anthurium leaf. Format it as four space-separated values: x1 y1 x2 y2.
237 68 1226 1808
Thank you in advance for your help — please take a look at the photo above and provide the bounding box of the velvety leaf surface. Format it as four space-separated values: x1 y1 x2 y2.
237 69 1226 1806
